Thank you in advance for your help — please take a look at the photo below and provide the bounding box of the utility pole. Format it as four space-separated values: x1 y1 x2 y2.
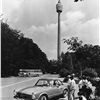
56 0 63 62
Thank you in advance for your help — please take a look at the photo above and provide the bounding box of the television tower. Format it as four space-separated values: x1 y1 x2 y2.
56 0 63 61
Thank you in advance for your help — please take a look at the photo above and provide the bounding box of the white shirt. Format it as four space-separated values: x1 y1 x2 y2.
87 81 92 88
78 80 83 89
67 78 72 84
78 79 88 89
81 95 87 100
71 79 76 90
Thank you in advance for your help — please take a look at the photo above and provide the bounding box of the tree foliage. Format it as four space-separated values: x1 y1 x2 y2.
83 68 98 78
1 21 49 77
59 68 70 77
49 60 62 74
62 37 100 77
76 44 100 70
95 80 100 96
63 37 83 51
62 52 74 73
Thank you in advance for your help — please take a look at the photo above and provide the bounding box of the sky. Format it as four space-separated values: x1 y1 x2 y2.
2 0 100 60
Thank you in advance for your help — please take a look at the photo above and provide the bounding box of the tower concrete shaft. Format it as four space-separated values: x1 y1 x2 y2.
57 12 61 61
56 0 63 61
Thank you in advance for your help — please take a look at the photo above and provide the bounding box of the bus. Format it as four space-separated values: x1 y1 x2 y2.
18 69 43 77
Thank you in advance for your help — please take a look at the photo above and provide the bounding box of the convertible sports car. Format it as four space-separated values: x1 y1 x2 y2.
13 78 68 100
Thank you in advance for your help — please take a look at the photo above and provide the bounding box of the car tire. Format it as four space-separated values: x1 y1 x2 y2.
63 89 68 98
39 95 48 100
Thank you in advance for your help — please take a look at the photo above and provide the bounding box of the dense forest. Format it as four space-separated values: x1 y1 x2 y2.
1 21 100 78
1 21 50 77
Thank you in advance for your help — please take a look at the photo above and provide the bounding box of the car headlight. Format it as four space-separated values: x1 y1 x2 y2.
13 90 17 96
32 93 36 99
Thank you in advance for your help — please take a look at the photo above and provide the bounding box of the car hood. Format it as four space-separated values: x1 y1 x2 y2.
18 86 49 95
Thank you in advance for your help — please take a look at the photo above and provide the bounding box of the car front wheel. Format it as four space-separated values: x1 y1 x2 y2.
39 95 48 100
63 89 68 98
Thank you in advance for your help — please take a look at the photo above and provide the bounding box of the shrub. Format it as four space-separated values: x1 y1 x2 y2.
83 68 98 78
94 80 100 97
59 68 70 77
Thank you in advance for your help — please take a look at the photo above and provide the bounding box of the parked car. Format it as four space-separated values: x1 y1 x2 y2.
13 78 68 100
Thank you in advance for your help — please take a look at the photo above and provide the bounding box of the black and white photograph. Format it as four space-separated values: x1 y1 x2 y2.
1 0 100 100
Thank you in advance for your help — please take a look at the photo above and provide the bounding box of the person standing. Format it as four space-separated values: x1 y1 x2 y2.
78 77 84 90
78 76 88 98
85 77 93 100
63 75 73 100
70 74 76 100
67 75 73 100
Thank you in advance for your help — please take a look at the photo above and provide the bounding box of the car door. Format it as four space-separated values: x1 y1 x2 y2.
54 80 64 95
50 80 64 96
46 80 61 98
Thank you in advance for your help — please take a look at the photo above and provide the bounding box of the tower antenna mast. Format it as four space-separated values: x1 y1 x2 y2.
56 0 63 62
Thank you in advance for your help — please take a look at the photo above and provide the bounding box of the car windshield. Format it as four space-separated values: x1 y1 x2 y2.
35 79 50 86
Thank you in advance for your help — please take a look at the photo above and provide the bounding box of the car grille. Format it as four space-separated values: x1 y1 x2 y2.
17 92 31 99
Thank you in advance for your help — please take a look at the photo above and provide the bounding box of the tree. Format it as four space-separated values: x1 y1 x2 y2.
76 44 100 69
63 37 100 76
59 68 70 77
1 21 20 76
83 68 98 78
1 21 49 77
63 37 83 74
62 52 74 74
49 60 61 73
63 37 83 52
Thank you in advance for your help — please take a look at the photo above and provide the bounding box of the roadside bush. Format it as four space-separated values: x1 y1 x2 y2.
59 68 70 77
83 68 98 78
93 80 100 97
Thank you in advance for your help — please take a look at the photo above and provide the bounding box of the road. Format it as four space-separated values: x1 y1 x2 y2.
1 74 79 100
1 74 59 100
